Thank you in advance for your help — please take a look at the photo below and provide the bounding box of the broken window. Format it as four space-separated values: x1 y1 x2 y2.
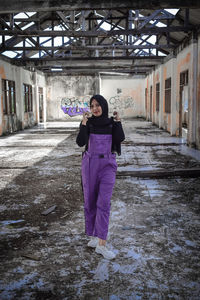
156 82 160 112
2 79 16 115
180 70 189 129
24 84 33 112
180 70 188 86
165 78 171 113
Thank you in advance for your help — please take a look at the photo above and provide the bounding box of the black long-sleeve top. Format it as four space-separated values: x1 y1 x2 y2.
76 118 125 155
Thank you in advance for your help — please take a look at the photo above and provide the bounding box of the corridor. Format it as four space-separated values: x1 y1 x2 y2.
0 119 200 299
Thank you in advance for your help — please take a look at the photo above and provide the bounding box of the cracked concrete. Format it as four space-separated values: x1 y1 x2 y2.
0 119 200 299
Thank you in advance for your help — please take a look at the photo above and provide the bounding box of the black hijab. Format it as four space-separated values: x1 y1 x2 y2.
88 94 112 127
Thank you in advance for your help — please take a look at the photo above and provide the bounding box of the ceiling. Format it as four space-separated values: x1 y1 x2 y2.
0 0 200 76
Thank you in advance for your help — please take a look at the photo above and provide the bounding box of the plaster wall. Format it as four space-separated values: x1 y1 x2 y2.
145 36 200 150
159 58 175 134
46 75 99 121
0 59 46 136
100 76 145 118
175 45 192 142
146 45 192 136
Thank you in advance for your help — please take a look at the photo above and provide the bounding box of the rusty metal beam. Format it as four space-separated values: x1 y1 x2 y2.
0 44 175 51
0 25 196 38
0 0 200 13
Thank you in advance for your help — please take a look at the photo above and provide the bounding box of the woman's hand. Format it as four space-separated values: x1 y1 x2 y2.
82 112 90 125
113 111 121 122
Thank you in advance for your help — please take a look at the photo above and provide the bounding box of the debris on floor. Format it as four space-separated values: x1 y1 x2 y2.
0 119 200 299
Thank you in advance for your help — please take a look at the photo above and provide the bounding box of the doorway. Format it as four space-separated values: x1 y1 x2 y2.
38 87 44 122
179 70 188 138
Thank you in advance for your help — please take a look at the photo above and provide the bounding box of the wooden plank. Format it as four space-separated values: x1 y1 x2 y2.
41 205 57 216
116 168 200 178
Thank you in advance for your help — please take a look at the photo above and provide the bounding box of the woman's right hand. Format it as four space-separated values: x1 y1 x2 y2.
82 112 90 125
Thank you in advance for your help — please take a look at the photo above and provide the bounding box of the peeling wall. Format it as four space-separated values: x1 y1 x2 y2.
0 59 46 136
100 75 145 118
145 34 200 150
46 75 99 121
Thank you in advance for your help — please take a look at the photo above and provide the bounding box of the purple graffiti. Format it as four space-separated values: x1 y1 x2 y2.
61 106 90 117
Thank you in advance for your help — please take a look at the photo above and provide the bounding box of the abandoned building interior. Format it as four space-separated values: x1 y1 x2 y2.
0 0 200 299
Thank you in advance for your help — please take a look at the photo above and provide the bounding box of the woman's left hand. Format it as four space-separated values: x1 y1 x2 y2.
113 111 121 122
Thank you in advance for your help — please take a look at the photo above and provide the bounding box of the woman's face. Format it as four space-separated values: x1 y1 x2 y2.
90 99 102 117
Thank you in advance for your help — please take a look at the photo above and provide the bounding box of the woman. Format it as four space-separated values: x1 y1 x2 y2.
76 94 125 259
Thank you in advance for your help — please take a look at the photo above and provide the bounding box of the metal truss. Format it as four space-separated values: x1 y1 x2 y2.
0 7 199 75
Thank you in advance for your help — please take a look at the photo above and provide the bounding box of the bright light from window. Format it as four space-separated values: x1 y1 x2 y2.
2 51 17 58
51 68 63 71
156 22 167 27
53 25 63 31
21 22 35 30
97 20 111 30
5 36 11 41
158 51 167 56
54 37 63 46
14 12 28 18
147 35 156 44
26 12 36 17
14 42 23 47
39 37 52 45
30 53 40 58
164 9 179 15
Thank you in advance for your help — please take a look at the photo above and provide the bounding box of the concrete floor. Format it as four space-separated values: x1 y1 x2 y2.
0 119 200 300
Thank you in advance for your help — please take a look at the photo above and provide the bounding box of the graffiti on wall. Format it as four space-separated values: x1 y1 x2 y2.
61 96 90 117
108 95 135 112
61 94 135 117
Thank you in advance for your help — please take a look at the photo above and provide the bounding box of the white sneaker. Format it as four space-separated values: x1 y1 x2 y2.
95 245 116 260
87 237 98 248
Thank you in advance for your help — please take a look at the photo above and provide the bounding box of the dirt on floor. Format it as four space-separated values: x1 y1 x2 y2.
0 119 200 299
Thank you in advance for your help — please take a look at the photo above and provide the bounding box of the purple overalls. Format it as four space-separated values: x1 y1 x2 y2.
81 133 117 240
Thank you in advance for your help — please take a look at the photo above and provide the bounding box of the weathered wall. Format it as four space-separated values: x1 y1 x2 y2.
46 75 100 121
100 75 145 118
36 72 47 123
146 57 177 134
145 34 200 150
0 58 46 135
197 35 200 149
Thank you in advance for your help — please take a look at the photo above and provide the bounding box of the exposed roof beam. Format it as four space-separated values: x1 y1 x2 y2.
0 25 196 37
38 65 154 70
13 56 164 62
44 70 150 75
12 56 164 68
0 44 175 51
0 0 200 13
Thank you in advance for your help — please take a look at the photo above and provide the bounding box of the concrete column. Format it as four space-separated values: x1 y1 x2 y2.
196 35 200 149
35 84 39 124
171 57 177 135
159 65 164 128
17 68 24 130
188 37 198 147
43 87 47 123
94 73 100 94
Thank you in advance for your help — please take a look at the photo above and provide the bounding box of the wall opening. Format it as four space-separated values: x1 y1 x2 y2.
179 70 189 138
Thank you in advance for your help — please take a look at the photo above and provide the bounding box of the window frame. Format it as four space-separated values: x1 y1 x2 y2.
23 83 33 113
2 79 16 115
156 82 160 112
165 77 171 113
